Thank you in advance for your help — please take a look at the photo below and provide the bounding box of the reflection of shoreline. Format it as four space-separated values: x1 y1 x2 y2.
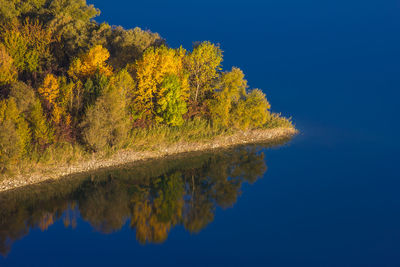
0 127 296 192
0 146 270 256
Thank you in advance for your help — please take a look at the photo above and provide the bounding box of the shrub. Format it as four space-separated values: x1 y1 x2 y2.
263 113 294 129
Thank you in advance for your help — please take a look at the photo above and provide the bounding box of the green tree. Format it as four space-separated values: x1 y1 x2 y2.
156 75 188 126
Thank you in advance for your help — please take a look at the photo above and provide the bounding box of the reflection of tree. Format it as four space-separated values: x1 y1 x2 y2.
76 176 131 234
131 173 185 244
0 146 269 255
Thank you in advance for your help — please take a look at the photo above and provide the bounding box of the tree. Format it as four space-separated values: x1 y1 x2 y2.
131 45 188 122
28 99 53 147
108 68 135 103
38 74 67 125
108 26 164 69
156 75 188 126
0 44 17 86
80 84 130 151
232 89 271 130
38 74 59 106
0 98 31 170
184 41 223 103
0 19 53 76
68 45 113 80
0 0 46 23
208 67 247 127
8 81 37 119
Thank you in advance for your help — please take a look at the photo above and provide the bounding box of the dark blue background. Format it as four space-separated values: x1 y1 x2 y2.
1 0 400 266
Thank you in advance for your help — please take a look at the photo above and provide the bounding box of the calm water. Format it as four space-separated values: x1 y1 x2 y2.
1 0 400 266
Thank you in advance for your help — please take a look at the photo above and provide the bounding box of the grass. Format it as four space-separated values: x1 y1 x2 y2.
0 113 295 182
128 118 229 150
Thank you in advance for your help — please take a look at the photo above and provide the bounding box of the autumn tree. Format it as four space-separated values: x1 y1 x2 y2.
0 19 53 78
0 0 46 23
156 75 188 126
131 45 188 122
68 45 113 80
184 41 223 103
108 26 164 69
0 98 31 170
38 74 59 106
46 0 100 64
8 81 36 115
0 44 17 86
28 99 53 148
38 74 66 126
208 67 247 127
7 81 53 148
232 89 271 130
80 80 130 151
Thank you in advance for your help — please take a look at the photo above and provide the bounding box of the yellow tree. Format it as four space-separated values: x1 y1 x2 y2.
208 67 247 127
68 45 113 80
1 18 53 74
38 74 59 106
0 98 31 169
184 41 223 103
38 74 65 125
0 44 17 85
232 89 271 130
131 45 188 121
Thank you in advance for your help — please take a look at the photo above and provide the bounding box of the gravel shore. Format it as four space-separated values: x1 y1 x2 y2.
0 127 297 193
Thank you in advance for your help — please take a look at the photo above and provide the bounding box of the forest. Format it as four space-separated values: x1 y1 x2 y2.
0 0 293 173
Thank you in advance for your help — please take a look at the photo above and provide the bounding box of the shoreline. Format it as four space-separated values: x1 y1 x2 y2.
0 127 297 193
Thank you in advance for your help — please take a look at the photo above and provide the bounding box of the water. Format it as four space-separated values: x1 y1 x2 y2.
1 0 399 266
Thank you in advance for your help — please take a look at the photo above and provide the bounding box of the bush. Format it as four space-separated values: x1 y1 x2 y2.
263 113 294 129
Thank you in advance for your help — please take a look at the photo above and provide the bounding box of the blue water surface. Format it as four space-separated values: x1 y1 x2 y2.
1 0 399 266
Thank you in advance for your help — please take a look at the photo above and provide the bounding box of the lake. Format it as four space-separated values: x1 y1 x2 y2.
1 0 399 266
